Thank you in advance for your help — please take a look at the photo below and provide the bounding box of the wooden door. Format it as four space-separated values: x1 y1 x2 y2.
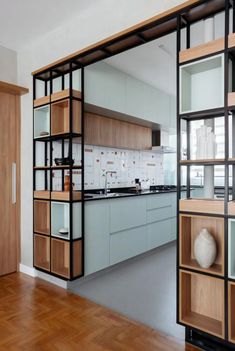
0 81 28 276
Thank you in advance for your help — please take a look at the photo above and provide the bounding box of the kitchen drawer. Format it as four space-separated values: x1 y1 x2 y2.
110 197 147 233
147 206 172 224
146 193 172 210
110 225 148 265
147 218 172 250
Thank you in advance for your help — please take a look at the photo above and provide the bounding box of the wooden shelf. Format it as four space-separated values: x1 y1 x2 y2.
180 159 225 166
51 191 81 201
33 96 50 108
228 201 235 216
228 92 235 109
51 165 81 170
51 239 82 278
180 270 224 339
179 33 235 64
51 99 81 136
34 234 50 271
228 219 235 279
229 282 235 343
34 190 50 200
34 200 50 235
180 214 224 276
51 239 70 278
34 166 50 170
179 37 224 64
228 32 235 50
180 198 224 215
51 89 81 103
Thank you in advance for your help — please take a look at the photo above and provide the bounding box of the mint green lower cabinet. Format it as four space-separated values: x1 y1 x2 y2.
147 219 172 250
191 187 204 198
147 206 172 223
110 225 148 265
85 193 177 276
85 201 110 275
171 217 177 240
110 197 147 233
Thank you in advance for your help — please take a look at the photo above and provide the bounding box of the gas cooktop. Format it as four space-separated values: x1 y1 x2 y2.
149 185 177 191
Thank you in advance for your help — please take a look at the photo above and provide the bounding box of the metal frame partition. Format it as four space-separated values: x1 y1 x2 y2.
33 63 85 281
176 1 235 349
32 0 235 348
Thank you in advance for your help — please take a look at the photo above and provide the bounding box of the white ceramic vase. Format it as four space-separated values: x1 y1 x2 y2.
194 228 217 269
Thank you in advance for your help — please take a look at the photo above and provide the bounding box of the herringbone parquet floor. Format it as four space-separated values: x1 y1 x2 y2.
0 273 197 351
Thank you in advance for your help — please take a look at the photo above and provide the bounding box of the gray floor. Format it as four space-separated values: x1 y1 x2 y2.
69 242 184 341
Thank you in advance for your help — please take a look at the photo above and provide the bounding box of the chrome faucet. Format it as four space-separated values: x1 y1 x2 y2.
104 171 117 195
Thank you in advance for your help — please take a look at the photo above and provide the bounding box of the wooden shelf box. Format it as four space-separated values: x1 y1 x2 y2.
179 198 224 215
34 105 50 139
179 37 224 64
51 202 81 240
51 99 81 136
180 214 224 276
229 282 235 343
34 200 50 235
180 54 224 114
228 219 235 279
51 239 82 278
180 270 224 338
51 191 82 201
34 234 50 271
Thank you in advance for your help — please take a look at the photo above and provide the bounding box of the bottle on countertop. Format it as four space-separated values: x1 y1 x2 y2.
135 178 141 192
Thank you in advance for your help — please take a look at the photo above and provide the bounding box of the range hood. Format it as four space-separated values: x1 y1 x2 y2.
152 130 176 154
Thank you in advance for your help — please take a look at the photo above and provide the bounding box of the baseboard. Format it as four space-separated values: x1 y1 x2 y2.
19 263 37 277
19 264 67 289
36 270 68 289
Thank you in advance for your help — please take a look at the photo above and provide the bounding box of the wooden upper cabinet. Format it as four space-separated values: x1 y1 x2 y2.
84 112 152 150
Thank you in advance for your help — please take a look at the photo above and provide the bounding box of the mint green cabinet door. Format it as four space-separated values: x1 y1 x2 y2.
170 193 177 217
147 218 172 250
191 187 204 197
171 217 177 241
146 193 172 210
110 225 148 265
85 201 110 275
110 197 147 233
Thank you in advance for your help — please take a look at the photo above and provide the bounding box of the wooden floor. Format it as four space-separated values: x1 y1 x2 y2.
0 273 198 351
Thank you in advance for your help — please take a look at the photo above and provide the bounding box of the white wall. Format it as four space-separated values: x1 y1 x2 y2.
17 0 186 268
0 45 17 84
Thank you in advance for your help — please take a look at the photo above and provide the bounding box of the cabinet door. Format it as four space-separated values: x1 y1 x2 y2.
0 92 20 276
85 202 110 275
171 217 177 241
147 219 172 250
110 197 147 233
110 225 148 265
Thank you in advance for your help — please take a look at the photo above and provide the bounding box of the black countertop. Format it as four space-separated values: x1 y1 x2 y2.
84 187 187 201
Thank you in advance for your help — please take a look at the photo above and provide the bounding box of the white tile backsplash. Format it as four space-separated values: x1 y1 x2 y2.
84 145 164 190
35 141 164 191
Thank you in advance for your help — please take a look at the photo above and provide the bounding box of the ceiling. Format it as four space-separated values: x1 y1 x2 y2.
0 0 94 50
105 32 176 96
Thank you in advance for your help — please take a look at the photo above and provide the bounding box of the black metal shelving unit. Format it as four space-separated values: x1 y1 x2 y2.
176 0 235 349
31 0 235 348
33 64 85 281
